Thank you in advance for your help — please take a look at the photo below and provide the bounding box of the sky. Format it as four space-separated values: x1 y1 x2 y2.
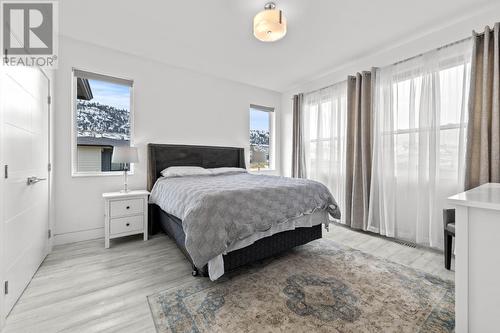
87 79 130 111
250 108 270 131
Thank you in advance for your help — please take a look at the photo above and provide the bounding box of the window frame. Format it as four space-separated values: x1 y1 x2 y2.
306 93 347 167
379 59 470 180
381 54 471 137
71 68 135 177
249 104 275 171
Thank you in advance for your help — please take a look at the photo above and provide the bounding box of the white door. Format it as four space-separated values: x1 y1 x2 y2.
0 66 50 315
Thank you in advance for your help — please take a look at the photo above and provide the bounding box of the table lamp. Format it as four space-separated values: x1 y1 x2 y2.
251 150 267 171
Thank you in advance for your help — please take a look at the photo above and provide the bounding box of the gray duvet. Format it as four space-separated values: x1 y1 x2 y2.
149 172 340 268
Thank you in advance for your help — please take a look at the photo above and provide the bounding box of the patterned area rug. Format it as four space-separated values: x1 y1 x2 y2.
147 239 454 333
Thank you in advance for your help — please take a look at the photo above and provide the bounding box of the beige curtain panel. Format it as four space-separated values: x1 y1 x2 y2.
345 71 374 230
465 23 500 190
292 93 307 178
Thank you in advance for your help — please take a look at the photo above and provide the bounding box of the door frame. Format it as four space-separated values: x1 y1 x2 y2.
0 64 5 331
0 66 52 328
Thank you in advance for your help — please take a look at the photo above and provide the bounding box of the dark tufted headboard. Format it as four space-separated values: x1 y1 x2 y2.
147 143 246 191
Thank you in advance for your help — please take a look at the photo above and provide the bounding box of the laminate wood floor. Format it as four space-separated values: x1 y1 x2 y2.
4 224 454 333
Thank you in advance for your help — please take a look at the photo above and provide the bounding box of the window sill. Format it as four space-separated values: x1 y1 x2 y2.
72 171 134 178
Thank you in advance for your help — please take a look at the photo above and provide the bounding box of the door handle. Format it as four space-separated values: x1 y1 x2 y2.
26 176 47 185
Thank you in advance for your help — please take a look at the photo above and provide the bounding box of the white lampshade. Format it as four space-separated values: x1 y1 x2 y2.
253 2 287 42
112 146 139 164
251 150 267 164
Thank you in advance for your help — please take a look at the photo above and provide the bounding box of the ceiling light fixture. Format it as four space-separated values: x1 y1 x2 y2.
253 2 287 42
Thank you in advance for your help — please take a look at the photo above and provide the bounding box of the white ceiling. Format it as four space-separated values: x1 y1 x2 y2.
60 0 496 92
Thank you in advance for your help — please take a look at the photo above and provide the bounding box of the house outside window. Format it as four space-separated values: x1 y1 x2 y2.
72 69 133 176
249 104 274 170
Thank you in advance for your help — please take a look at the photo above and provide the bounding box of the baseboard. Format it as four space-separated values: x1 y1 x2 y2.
54 227 104 245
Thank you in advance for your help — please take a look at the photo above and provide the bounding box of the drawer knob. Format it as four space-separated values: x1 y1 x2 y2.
126 206 130 209
126 223 130 226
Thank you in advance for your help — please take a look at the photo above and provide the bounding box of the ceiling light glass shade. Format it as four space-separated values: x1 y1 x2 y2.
253 4 287 42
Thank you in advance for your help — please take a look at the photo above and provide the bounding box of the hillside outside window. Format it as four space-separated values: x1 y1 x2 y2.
249 104 274 171
71 69 134 176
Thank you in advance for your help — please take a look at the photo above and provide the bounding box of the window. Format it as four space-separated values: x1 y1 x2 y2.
368 39 472 248
72 69 133 175
249 104 274 170
383 62 471 181
303 82 347 223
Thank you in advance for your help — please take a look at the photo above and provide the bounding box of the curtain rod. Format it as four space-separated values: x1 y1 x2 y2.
382 27 494 67
391 35 473 66
390 27 493 66
296 80 348 98
293 30 486 99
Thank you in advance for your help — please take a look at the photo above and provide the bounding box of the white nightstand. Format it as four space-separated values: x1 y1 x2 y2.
102 190 150 248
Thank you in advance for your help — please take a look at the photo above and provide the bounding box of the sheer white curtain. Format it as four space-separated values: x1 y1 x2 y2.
303 82 347 223
368 40 472 249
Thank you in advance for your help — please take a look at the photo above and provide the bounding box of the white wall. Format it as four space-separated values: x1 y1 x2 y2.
53 37 281 244
279 3 500 176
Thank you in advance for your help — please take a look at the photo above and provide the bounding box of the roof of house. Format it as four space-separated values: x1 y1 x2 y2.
77 136 129 147
77 78 93 100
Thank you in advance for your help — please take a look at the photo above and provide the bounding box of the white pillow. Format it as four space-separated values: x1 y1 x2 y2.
160 166 210 178
208 167 248 176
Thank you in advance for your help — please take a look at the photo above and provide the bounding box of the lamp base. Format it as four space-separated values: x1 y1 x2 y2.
121 169 129 193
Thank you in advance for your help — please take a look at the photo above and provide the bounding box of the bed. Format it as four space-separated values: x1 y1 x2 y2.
147 143 339 279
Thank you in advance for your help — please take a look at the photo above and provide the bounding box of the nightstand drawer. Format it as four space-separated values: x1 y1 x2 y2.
110 198 144 217
110 215 143 235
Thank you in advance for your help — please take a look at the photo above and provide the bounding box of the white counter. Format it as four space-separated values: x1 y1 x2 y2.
447 183 500 333
448 183 500 211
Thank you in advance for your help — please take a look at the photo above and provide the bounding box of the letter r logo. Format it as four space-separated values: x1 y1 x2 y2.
2 2 53 55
